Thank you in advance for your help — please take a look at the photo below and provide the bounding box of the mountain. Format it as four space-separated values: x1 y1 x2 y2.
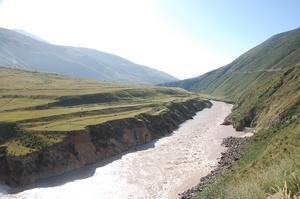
13 29 48 43
163 27 300 99
164 28 300 198
0 28 177 84
163 27 300 129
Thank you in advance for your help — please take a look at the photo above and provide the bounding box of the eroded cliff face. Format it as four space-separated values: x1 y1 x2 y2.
1 99 212 186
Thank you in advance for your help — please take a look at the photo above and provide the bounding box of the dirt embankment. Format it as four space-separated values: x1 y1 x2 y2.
0 99 211 186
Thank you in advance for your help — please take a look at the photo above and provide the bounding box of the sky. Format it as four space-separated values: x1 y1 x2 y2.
0 0 300 79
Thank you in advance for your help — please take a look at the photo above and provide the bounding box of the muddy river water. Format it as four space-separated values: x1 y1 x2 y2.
0 101 245 199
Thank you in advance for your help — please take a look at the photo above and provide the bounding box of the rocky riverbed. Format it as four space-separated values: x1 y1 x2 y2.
179 136 249 199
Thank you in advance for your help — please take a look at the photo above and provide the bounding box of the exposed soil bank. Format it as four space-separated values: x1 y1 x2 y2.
0 99 211 186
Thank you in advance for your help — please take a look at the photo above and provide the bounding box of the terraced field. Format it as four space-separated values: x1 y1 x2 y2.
0 67 198 156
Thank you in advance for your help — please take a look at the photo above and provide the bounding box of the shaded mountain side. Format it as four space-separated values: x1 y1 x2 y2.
194 69 300 198
163 27 300 100
0 28 177 84
225 66 300 130
162 27 300 131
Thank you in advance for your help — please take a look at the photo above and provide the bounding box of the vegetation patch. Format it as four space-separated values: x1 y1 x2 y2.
0 68 201 156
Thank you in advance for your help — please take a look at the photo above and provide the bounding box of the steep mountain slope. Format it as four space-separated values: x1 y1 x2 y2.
195 65 300 199
163 28 300 198
164 27 300 100
164 27 300 130
0 28 177 84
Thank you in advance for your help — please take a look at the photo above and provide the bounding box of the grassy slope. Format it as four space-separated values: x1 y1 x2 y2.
0 67 198 156
199 30 300 198
164 28 300 100
163 28 300 198
196 68 300 199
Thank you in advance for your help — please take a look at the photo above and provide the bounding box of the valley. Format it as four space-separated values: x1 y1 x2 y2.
0 7 299 198
0 101 244 199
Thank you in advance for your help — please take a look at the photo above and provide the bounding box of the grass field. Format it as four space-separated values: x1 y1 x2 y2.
0 67 199 156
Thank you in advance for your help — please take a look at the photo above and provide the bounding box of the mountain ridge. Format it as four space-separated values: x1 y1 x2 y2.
13 29 49 43
162 27 300 100
0 27 177 85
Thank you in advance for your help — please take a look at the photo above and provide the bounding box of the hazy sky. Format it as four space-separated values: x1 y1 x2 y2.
0 0 300 79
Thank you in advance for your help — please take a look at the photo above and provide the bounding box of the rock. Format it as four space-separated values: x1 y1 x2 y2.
221 118 232 125
179 136 249 199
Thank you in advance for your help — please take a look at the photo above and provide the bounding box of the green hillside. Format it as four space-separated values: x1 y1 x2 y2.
195 65 300 199
164 28 300 100
164 28 300 198
0 67 198 156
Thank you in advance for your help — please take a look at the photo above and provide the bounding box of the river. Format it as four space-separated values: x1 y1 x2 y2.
0 101 244 199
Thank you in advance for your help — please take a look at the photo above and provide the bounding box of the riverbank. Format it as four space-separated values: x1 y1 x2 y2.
1 101 244 199
179 136 249 199
0 98 211 186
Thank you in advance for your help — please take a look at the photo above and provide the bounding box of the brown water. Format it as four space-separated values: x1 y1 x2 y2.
0 101 244 199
